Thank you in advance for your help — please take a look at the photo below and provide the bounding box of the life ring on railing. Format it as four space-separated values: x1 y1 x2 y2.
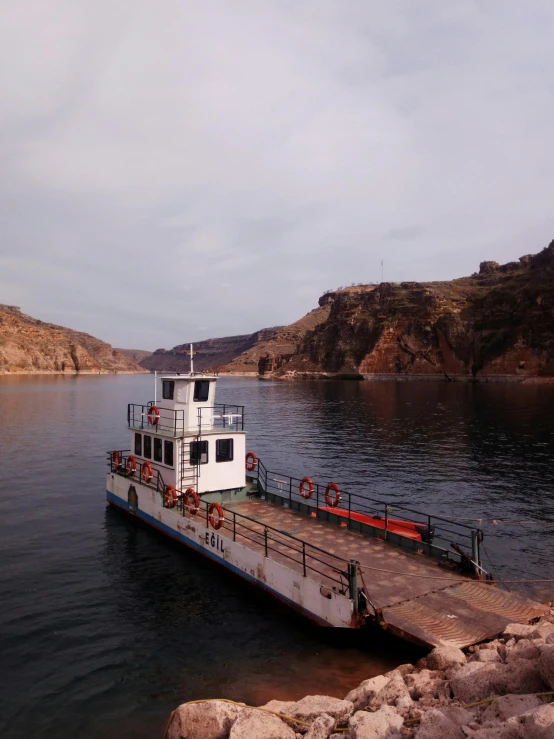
184 487 200 515
325 482 341 507
208 502 225 530
126 455 137 476
245 451 257 472
148 405 160 426
164 485 177 508
141 461 153 483
112 450 122 468
299 476 315 500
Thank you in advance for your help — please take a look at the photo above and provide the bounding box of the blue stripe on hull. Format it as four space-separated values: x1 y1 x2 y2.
106 490 334 627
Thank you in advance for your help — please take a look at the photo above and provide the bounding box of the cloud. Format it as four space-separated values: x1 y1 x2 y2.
1 1 554 349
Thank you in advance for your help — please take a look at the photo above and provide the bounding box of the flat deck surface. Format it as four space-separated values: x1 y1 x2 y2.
220 498 547 647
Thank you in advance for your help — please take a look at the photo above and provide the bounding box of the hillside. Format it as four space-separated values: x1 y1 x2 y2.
273 240 554 379
0 305 146 374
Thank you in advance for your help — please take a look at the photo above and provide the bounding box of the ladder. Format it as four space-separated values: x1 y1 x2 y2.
180 436 199 493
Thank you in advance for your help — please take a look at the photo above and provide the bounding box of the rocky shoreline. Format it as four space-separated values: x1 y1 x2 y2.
166 614 554 739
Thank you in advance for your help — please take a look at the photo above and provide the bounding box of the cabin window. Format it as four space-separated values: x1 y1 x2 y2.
154 437 162 463
134 433 142 456
143 435 152 459
162 380 175 400
164 440 174 467
193 380 210 402
190 440 209 465
216 438 234 462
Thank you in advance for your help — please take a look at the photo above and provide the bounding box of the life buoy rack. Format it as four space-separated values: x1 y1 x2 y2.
325 481 341 508
164 485 178 508
245 451 257 472
299 476 314 500
184 487 200 515
148 405 160 426
208 502 225 530
126 455 137 476
112 450 122 468
141 461 153 484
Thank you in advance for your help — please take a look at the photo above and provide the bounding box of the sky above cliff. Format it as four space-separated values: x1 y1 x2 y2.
1 1 554 350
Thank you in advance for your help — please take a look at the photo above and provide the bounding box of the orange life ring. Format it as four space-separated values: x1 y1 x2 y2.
141 461 153 483
148 405 160 425
126 455 137 476
164 485 177 508
299 476 315 500
184 487 200 515
112 450 122 468
325 482 341 508
245 451 257 472
208 501 225 530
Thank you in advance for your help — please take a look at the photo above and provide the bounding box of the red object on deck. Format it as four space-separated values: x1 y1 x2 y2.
318 506 424 541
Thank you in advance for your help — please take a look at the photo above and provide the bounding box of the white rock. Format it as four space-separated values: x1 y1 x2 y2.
395 694 414 716
481 694 542 723
167 700 241 739
503 624 536 640
450 659 544 703
473 650 503 664
505 639 544 663
538 644 554 689
530 622 554 640
229 708 295 739
518 703 554 739
348 705 403 739
259 700 297 714
504 659 545 695
305 713 335 739
414 707 464 739
405 670 447 699
289 695 354 724
469 721 522 739
345 675 390 710
426 645 467 671
368 672 410 711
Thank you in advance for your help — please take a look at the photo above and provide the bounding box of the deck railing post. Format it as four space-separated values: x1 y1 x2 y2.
289 477 292 508
472 529 482 576
348 559 359 613
384 505 389 540
316 484 319 517
233 512 236 542
264 527 268 557
206 501 209 528
302 542 307 576
348 493 352 529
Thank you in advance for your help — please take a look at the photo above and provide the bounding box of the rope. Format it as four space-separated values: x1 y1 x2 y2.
404 691 554 726
356 562 554 584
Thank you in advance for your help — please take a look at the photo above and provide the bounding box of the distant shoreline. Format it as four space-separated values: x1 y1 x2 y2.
258 372 554 384
0 370 149 376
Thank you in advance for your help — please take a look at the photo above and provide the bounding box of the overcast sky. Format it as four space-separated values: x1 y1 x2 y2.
1 1 553 350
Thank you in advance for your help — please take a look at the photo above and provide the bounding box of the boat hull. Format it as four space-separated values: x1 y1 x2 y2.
106 472 354 628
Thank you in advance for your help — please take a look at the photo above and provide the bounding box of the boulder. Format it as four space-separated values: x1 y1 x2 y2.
167 700 241 739
394 694 414 716
229 708 295 739
538 645 554 689
426 645 467 671
504 659 545 695
348 705 403 739
505 640 542 663
450 659 544 703
345 675 390 710
289 695 354 724
530 622 554 640
518 703 554 739
404 670 447 699
259 700 297 714
503 624 536 640
473 650 503 664
413 708 464 739
469 721 522 739
304 713 335 739
481 694 542 723
368 672 410 711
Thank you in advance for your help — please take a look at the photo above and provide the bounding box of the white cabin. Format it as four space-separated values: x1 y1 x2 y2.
128 374 246 496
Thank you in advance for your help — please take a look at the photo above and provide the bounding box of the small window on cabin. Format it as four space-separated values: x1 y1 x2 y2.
164 440 174 467
190 440 209 465
193 380 210 402
143 435 152 459
154 437 162 463
134 433 142 456
216 438 234 463
162 380 175 400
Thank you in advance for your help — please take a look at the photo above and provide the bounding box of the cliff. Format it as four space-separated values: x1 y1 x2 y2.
270 240 554 379
0 305 146 374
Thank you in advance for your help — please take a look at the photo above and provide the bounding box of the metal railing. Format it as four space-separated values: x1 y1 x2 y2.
252 458 486 576
198 404 245 430
127 402 245 435
107 451 167 495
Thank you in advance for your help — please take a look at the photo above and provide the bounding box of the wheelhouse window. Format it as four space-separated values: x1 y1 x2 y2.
216 438 233 463
162 380 175 400
134 433 142 456
164 440 174 467
154 437 162 463
190 440 208 465
193 380 210 402
143 435 152 459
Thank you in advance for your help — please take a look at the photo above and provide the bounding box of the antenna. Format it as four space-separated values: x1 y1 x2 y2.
183 344 200 374
154 370 157 404
381 259 384 283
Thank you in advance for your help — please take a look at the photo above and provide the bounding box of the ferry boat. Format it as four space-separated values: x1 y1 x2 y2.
106 368 547 648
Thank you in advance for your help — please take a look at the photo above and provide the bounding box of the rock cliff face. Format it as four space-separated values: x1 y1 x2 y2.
0 305 145 374
273 240 554 379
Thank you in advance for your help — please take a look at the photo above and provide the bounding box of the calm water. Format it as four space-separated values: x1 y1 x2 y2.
1 375 554 738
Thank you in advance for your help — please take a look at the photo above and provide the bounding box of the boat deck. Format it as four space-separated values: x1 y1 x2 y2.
222 498 547 648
